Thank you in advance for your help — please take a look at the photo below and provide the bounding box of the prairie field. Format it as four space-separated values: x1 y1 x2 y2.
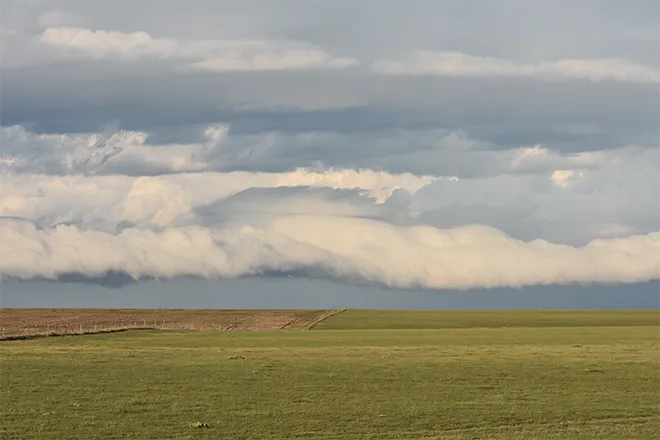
0 308 336 339
0 309 658 440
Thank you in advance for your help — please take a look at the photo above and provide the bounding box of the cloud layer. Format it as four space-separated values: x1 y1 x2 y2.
38 27 360 71
1 125 658 288
373 51 660 83
2 213 658 289
1 2 658 290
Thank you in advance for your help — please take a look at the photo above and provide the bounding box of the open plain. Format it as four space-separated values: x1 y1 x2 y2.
1 309 658 440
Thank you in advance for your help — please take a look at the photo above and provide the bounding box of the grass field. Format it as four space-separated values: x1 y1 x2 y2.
314 309 660 330
1 310 658 440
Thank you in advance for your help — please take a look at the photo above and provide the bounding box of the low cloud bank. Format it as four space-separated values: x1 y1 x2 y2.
2 216 658 289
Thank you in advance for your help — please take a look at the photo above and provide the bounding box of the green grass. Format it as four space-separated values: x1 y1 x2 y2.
1 310 658 440
313 309 660 330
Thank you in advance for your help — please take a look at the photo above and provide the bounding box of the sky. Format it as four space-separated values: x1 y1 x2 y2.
0 0 659 309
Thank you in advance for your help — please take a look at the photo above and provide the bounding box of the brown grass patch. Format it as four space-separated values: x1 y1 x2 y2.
0 308 339 339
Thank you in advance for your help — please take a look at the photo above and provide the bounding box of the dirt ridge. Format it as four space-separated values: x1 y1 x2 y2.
304 308 348 330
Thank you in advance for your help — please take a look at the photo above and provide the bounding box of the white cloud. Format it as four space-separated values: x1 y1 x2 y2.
0 169 436 231
506 145 605 174
1 123 658 286
1 216 657 289
39 27 178 59
373 51 660 83
37 27 359 71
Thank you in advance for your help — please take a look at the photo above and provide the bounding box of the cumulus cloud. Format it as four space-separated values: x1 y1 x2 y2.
373 51 660 83
38 27 359 71
0 168 435 231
